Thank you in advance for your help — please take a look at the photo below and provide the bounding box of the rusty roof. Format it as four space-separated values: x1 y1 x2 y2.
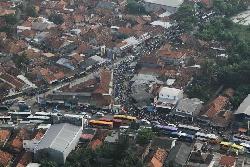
219 155 236 167
203 96 229 119
0 150 13 167
0 130 10 142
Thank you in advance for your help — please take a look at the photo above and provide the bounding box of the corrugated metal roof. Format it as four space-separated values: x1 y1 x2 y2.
36 123 81 152
235 94 250 116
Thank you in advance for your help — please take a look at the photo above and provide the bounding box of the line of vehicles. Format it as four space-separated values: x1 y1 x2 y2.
88 114 137 129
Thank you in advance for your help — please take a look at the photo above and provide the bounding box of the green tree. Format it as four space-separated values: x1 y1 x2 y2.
40 160 58 167
126 0 147 15
136 128 153 146
2 14 18 25
48 13 64 25
116 147 145 167
25 5 37 17
231 85 250 108
12 53 30 70
174 4 197 31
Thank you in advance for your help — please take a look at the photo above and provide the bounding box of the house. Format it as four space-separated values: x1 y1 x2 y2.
147 148 168 167
219 155 236 167
187 141 214 167
165 142 193 167
174 98 203 119
157 45 187 66
16 152 33 167
46 69 113 108
0 129 11 144
35 123 82 164
143 0 184 14
0 9 15 16
104 131 119 144
143 137 175 166
0 150 13 166
11 128 30 152
200 0 214 8
80 128 97 142
199 95 229 124
156 87 183 110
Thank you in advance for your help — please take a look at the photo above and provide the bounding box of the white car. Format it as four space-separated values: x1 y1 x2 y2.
167 123 177 127
95 112 104 117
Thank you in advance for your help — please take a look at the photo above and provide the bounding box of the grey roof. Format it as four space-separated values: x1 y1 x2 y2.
144 0 184 8
96 1 116 10
175 98 203 115
235 94 250 116
165 142 192 166
36 123 81 152
80 58 97 69
151 137 174 151
104 131 119 143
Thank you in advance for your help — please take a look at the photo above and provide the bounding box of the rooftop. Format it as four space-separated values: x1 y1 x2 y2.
0 150 13 166
35 123 82 152
144 0 184 8
234 94 250 116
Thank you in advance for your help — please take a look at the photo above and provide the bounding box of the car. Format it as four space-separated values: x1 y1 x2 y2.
80 112 87 115
84 115 91 119
95 112 104 117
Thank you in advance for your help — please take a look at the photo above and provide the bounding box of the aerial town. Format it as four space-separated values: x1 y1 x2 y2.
0 0 249 166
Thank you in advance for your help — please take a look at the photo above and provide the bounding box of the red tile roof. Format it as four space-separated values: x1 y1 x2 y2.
0 73 25 90
89 139 102 150
94 69 112 94
11 137 23 151
0 130 10 142
219 155 236 167
34 130 44 140
0 150 13 166
203 96 229 119
148 148 168 167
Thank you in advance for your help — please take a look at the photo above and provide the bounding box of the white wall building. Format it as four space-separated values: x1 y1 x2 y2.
34 123 82 164
156 87 183 109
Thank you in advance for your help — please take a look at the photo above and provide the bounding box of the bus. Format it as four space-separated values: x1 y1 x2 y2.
113 115 136 122
178 132 195 143
99 118 122 128
177 124 200 134
195 132 220 144
89 120 113 129
240 143 250 153
154 124 178 134
220 141 232 151
233 134 250 145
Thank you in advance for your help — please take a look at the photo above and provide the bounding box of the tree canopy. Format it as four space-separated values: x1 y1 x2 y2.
48 13 64 25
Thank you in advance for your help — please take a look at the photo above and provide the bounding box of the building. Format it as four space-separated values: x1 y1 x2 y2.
46 69 113 108
143 0 183 14
34 123 82 164
156 87 183 110
234 94 250 120
219 155 236 167
158 49 187 66
199 95 229 125
174 98 203 119
104 131 119 144
0 150 13 166
147 148 168 167
165 142 193 167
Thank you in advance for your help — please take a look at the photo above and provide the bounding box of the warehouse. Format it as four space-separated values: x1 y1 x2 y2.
34 123 82 164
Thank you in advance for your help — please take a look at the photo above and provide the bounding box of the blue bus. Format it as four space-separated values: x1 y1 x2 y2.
154 124 178 134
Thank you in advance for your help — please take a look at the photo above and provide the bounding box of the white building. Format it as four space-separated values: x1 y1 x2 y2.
156 87 183 109
144 0 184 14
34 123 82 164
